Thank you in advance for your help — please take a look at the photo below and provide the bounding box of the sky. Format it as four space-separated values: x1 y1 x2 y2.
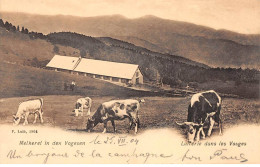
0 0 260 34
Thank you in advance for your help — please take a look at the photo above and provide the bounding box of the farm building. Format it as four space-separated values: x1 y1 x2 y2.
46 55 80 72
46 55 143 85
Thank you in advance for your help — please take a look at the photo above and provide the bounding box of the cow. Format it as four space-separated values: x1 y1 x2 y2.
72 97 92 116
175 90 222 142
13 98 44 126
86 99 145 134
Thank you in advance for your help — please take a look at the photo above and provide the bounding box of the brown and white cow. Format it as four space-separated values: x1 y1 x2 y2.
13 98 44 125
175 90 222 142
86 99 145 134
72 97 92 116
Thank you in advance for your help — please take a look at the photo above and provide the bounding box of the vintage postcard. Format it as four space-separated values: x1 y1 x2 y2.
0 0 259 164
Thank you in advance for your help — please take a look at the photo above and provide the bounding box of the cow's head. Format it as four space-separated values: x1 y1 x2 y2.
175 121 203 143
12 115 20 125
86 117 95 132
72 109 81 117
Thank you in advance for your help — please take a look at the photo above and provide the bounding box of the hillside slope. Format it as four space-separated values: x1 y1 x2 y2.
0 27 79 65
0 61 144 98
1 12 260 69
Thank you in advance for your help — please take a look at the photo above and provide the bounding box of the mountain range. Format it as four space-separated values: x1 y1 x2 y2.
1 12 259 69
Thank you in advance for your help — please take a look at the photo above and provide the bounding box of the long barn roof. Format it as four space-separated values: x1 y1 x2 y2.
46 55 80 70
74 58 139 79
46 55 139 79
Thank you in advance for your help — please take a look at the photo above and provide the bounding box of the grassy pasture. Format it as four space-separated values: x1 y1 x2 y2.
0 59 259 136
0 95 259 135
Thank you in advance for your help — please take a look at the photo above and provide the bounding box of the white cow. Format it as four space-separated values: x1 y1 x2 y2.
13 98 44 125
72 97 92 116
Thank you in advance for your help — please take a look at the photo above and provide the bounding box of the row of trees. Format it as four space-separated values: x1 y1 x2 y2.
0 19 45 39
0 19 28 33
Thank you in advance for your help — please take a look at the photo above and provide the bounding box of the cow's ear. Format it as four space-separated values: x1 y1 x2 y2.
12 115 16 119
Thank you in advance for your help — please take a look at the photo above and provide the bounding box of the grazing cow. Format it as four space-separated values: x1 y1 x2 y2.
72 97 92 116
175 90 222 142
13 98 44 125
86 99 145 134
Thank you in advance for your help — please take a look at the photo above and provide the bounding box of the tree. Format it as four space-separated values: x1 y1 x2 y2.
53 45 59 54
11 25 16 31
21 27 25 33
24 28 29 34
0 19 4 27
80 49 86 58
4 21 11 30
17 25 20 31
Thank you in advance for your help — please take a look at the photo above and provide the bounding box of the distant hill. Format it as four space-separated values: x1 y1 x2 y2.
1 12 260 69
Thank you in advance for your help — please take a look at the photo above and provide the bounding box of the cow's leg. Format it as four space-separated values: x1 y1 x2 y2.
111 120 116 133
128 118 133 133
75 110 79 117
215 112 222 135
39 109 44 123
23 112 30 125
137 117 140 128
102 121 108 133
200 128 206 139
33 112 38 124
134 120 138 134
195 127 202 141
218 118 222 135
207 117 215 137
87 108 91 116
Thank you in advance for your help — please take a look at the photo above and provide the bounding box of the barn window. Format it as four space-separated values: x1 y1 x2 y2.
95 75 102 79
103 76 110 80
121 79 127 83
112 77 119 82
87 74 94 78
